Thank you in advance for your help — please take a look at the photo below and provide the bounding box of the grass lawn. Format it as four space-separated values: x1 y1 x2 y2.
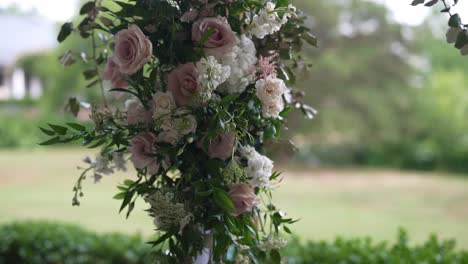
1 148 468 248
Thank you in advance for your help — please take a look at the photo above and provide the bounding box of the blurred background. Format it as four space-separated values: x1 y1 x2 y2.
1 0 468 252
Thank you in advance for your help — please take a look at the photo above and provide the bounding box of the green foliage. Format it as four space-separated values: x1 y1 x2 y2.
284 229 468 264
1 222 467 264
0 221 153 264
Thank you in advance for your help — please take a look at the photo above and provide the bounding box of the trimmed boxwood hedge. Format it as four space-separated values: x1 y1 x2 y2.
0 221 467 264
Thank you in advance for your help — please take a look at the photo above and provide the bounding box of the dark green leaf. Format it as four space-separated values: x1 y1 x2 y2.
66 123 86 131
57 22 73 43
38 137 61 146
48 124 68 135
80 1 95 15
213 188 235 212
39 127 56 136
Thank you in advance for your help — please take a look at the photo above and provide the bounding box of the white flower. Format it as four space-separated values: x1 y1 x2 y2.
112 153 127 172
262 97 285 118
255 75 287 101
158 109 197 145
258 234 288 251
152 91 176 119
239 145 274 188
446 27 463 44
196 56 231 101
158 129 180 145
94 154 114 175
249 2 296 39
255 75 288 118
218 35 258 94
175 114 197 136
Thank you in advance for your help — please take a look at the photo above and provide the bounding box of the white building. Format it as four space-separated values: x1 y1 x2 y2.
0 14 56 100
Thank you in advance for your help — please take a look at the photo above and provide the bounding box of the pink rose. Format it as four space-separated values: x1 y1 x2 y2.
229 184 257 216
125 99 153 125
103 57 128 97
207 131 236 160
168 63 201 107
129 132 160 175
192 17 236 58
114 24 153 75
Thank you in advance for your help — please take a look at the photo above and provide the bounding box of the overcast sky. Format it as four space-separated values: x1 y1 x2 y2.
0 0 467 25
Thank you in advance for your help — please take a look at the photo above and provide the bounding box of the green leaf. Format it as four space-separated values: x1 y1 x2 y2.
455 30 468 49
270 249 281 264
264 124 277 140
303 31 318 47
57 22 73 43
213 188 235 212
279 107 293 118
83 69 98 80
48 124 68 135
80 1 96 15
66 123 86 131
39 127 56 136
38 137 61 146
113 192 126 200
449 14 462 28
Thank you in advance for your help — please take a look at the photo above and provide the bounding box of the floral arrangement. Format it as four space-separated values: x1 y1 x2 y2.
41 0 318 262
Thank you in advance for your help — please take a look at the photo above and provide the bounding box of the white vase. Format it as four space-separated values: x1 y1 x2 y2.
194 230 213 264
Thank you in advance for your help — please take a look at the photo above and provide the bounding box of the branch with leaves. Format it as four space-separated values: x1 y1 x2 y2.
412 0 468 55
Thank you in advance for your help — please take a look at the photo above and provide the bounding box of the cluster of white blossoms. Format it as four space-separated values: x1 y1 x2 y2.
197 56 231 100
218 35 258 94
255 75 288 118
249 2 297 39
239 145 274 188
257 234 288 251
145 191 192 233
83 153 127 183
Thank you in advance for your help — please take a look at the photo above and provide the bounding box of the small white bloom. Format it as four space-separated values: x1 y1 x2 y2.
239 145 274 188
197 56 231 94
255 75 288 118
250 2 296 39
218 35 258 94
262 97 285 118
112 153 127 172
255 75 287 101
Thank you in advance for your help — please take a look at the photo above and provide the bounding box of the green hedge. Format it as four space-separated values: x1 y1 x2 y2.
0 222 467 264
0 222 153 264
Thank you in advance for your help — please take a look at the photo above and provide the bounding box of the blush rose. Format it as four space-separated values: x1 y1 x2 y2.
206 131 236 160
129 132 160 175
114 24 153 75
103 56 128 97
192 17 236 58
168 63 201 107
229 183 257 216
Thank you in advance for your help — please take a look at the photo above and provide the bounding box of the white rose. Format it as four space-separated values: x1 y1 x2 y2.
158 130 180 145
255 75 287 102
262 97 285 118
176 115 197 136
152 92 176 119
